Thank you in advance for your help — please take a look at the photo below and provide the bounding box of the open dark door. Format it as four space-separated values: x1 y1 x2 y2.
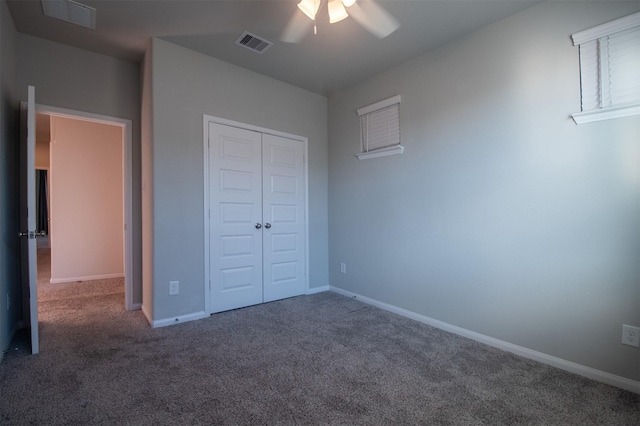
19 85 39 354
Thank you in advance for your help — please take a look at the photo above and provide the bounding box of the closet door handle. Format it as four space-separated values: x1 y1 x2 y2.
264 223 271 229
255 223 262 229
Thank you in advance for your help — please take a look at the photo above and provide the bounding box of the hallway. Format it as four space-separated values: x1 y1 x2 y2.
35 247 139 341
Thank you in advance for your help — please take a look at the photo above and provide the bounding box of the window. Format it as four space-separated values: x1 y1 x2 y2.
571 12 640 124
356 95 403 160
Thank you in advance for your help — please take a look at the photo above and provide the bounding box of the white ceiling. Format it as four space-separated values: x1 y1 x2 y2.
7 0 541 95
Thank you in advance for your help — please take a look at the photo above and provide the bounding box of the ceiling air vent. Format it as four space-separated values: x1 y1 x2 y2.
235 31 273 54
41 0 96 29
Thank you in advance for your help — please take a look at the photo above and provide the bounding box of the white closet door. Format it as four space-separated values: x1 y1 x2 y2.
209 123 263 313
262 134 306 303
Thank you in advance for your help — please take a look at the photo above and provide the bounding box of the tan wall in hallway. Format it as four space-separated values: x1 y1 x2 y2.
35 113 50 169
50 116 123 283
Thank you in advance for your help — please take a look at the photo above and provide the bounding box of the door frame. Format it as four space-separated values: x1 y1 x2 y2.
203 115 309 315
36 103 136 311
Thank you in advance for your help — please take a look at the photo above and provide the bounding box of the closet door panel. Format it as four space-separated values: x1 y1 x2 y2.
209 123 263 313
262 134 306 302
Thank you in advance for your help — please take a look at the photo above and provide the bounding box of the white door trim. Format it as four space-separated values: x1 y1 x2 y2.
203 114 309 316
36 104 136 311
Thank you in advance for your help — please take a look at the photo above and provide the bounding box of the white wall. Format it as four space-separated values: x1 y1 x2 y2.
145 39 328 322
49 116 123 282
15 33 142 302
0 0 21 359
328 1 640 382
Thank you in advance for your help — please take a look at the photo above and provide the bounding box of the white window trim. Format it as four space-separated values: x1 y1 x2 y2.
571 12 640 124
356 144 404 160
356 95 403 160
357 95 401 116
571 12 640 45
571 104 640 125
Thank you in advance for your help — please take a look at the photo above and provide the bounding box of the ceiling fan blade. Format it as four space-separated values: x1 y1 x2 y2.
347 0 399 39
281 10 313 43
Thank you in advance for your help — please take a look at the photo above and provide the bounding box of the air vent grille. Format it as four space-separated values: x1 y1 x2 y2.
41 0 96 29
235 31 273 54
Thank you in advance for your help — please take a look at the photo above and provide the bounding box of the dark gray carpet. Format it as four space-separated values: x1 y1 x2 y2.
1 253 638 424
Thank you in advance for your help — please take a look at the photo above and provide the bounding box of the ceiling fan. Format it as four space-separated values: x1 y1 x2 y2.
281 0 400 43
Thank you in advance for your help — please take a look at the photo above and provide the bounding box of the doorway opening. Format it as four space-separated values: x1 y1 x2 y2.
34 104 134 311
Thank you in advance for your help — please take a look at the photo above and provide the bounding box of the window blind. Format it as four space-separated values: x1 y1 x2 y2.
361 103 400 152
357 95 401 154
578 40 601 111
572 12 640 123
578 26 639 111
603 26 640 108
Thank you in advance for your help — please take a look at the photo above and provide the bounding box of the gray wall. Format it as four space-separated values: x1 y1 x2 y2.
15 33 143 305
0 0 20 358
141 46 154 316
328 1 640 381
146 39 328 321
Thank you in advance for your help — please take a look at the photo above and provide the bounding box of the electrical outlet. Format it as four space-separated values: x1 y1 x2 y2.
169 281 180 296
622 324 640 347
340 263 346 274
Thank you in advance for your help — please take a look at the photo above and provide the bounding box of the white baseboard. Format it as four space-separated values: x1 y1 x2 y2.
150 311 209 328
306 285 330 295
50 273 124 284
330 286 640 394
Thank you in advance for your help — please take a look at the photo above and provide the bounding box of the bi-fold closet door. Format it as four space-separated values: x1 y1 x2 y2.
208 122 306 314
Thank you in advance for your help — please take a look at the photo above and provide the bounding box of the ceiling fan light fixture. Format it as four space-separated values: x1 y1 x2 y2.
342 0 357 8
328 0 349 23
297 0 320 21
